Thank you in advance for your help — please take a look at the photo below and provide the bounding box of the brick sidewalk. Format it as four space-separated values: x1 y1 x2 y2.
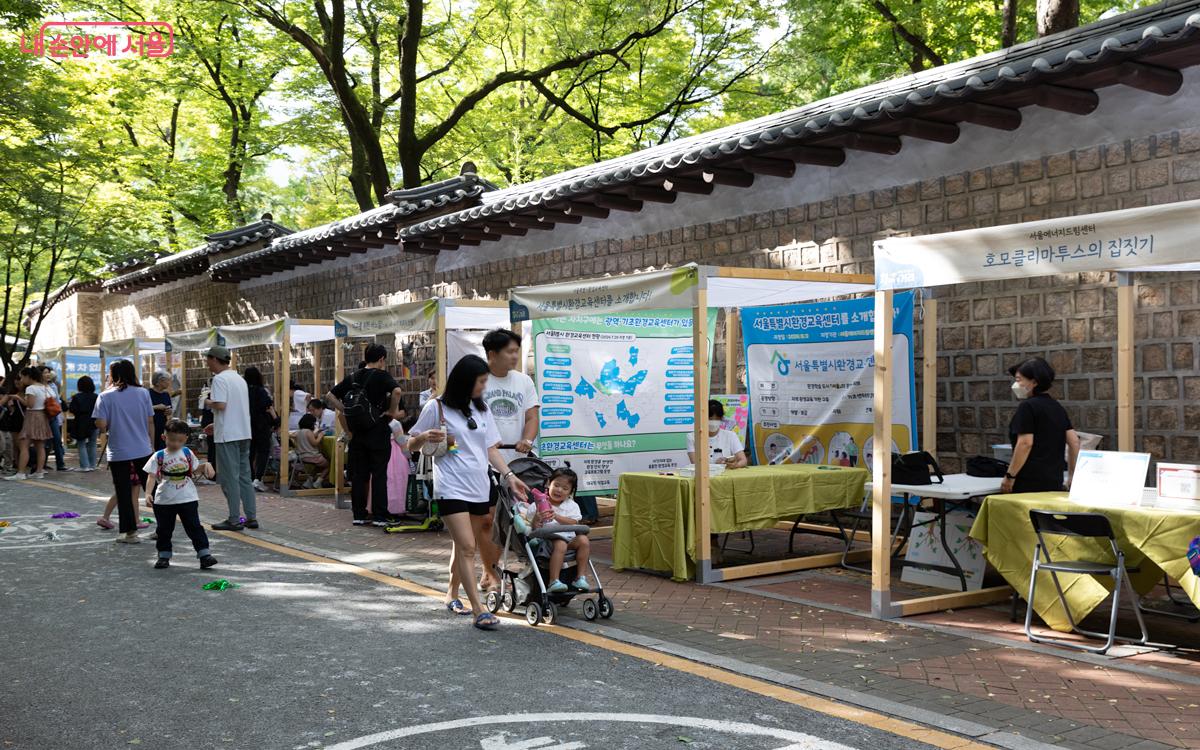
44 470 1200 750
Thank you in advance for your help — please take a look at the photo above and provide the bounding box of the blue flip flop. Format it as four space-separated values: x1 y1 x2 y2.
474 612 500 630
445 599 470 616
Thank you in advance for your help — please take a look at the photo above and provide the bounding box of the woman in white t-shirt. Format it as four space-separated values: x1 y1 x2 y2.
687 399 748 469
4 367 52 480
409 355 529 631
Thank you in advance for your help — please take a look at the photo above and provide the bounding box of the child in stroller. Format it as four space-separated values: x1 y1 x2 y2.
488 458 612 626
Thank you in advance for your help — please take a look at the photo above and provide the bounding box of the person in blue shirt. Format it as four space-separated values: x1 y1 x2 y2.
94 360 155 544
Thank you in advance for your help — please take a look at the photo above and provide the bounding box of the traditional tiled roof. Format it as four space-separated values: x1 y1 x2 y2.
397 2 1200 250
209 170 494 282
104 214 293 293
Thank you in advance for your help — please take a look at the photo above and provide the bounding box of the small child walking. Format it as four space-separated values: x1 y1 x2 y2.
144 419 218 570
541 468 591 593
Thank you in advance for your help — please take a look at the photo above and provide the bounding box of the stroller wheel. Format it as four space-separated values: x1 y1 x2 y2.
501 590 516 613
581 598 599 621
485 591 501 614
598 595 614 619
525 603 543 626
545 602 558 625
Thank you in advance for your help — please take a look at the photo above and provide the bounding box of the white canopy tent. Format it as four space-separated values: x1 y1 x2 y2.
163 327 219 423
510 263 876 583
870 197 1200 619
98 338 167 386
333 297 511 391
215 318 340 496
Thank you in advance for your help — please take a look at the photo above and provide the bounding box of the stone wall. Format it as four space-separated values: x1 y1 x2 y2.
93 127 1200 470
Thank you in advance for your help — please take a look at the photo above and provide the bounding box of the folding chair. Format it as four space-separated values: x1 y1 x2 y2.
1025 510 1150 654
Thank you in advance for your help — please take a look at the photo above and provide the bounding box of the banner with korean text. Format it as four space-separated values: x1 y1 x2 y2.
64 349 103 398
875 199 1200 290
741 293 916 467
533 309 717 494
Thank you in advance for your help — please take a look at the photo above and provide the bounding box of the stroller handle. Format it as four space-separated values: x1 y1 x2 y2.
530 524 591 538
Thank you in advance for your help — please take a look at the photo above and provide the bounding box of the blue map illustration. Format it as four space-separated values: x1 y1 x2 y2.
616 400 641 429
572 358 648 430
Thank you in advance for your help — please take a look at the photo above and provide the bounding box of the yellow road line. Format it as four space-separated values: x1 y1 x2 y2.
33 478 990 749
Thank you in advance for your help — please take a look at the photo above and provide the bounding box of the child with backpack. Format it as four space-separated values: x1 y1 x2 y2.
144 419 218 570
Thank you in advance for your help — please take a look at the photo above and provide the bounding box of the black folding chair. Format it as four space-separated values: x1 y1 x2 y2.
1025 510 1150 655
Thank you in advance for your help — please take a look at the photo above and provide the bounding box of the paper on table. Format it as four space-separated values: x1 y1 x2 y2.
1068 450 1150 507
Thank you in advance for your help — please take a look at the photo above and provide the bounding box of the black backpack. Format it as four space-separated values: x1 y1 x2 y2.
0 401 24 433
890 451 944 485
966 455 1010 478
342 369 385 433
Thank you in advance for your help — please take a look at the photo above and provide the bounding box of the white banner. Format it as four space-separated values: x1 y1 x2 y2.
99 339 138 358
334 299 439 337
218 319 286 349
875 199 1200 290
510 264 700 321
165 328 217 352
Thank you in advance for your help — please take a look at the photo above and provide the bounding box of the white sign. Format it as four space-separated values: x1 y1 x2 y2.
1068 450 1151 507
1155 462 1200 509
334 299 439 337
901 510 987 591
511 265 700 321
875 198 1200 290
446 329 485 372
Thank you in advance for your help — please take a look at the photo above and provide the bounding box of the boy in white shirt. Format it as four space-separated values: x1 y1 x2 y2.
687 399 748 469
144 419 218 570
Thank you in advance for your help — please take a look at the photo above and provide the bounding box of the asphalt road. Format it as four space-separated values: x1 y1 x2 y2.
0 480 944 750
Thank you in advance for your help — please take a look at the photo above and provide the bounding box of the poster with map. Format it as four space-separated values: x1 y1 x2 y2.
533 310 716 494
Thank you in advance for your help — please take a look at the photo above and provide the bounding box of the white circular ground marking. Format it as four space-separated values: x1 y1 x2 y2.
324 713 859 750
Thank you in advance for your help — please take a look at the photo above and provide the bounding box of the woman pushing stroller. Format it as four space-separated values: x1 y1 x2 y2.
408 355 529 631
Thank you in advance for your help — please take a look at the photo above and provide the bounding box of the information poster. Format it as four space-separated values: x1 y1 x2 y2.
741 292 916 467
533 310 716 494
64 349 102 398
1069 450 1150 507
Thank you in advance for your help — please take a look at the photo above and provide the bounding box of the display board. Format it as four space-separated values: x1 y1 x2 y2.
532 309 717 493
64 349 102 398
741 292 916 467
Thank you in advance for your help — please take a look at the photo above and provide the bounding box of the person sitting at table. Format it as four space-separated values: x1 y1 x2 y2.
306 398 337 434
687 399 748 469
1002 357 1080 494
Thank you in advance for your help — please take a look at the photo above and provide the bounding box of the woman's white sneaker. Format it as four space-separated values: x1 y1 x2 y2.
4 473 27 481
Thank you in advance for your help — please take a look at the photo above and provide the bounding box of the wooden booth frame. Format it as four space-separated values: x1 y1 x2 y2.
870 198 1200 619
509 263 877 583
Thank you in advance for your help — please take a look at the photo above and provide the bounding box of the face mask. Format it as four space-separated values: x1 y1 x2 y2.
1011 381 1030 400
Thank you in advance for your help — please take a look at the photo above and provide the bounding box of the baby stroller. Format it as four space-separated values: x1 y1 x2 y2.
485 455 613 626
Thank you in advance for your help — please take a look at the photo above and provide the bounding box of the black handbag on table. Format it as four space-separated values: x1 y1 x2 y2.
965 455 1010 478
890 451 944 485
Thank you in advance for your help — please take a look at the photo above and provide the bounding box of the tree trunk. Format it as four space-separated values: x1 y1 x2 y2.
396 0 423 188
1002 0 1019 47
222 117 246 224
1037 0 1078 37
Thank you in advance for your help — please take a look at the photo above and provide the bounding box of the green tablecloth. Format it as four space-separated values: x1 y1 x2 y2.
970 493 1200 632
613 464 868 581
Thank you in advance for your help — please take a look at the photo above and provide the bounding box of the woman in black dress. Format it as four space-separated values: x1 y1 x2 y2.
243 366 277 492
1002 357 1081 494
149 372 174 450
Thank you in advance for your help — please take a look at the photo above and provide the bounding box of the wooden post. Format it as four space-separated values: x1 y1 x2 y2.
435 310 448 393
724 308 739 395
1117 273 1134 452
693 285 713 582
871 289 895 619
312 342 322 400
178 350 188 423
279 325 292 492
922 295 938 456
334 339 347 497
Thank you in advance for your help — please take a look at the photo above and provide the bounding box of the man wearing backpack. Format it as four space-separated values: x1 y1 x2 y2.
326 344 403 527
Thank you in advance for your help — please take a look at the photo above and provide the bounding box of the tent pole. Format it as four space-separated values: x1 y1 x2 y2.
435 312 448 393
922 295 937 456
724 308 739 395
872 289 895 619
280 328 292 492
1117 273 1134 451
693 288 713 582
179 352 188 423
313 342 322 401
334 341 346 497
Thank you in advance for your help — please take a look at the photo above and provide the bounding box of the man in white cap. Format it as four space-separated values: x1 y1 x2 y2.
204 345 258 531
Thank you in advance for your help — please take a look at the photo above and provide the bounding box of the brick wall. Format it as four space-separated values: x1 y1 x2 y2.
95 128 1200 469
